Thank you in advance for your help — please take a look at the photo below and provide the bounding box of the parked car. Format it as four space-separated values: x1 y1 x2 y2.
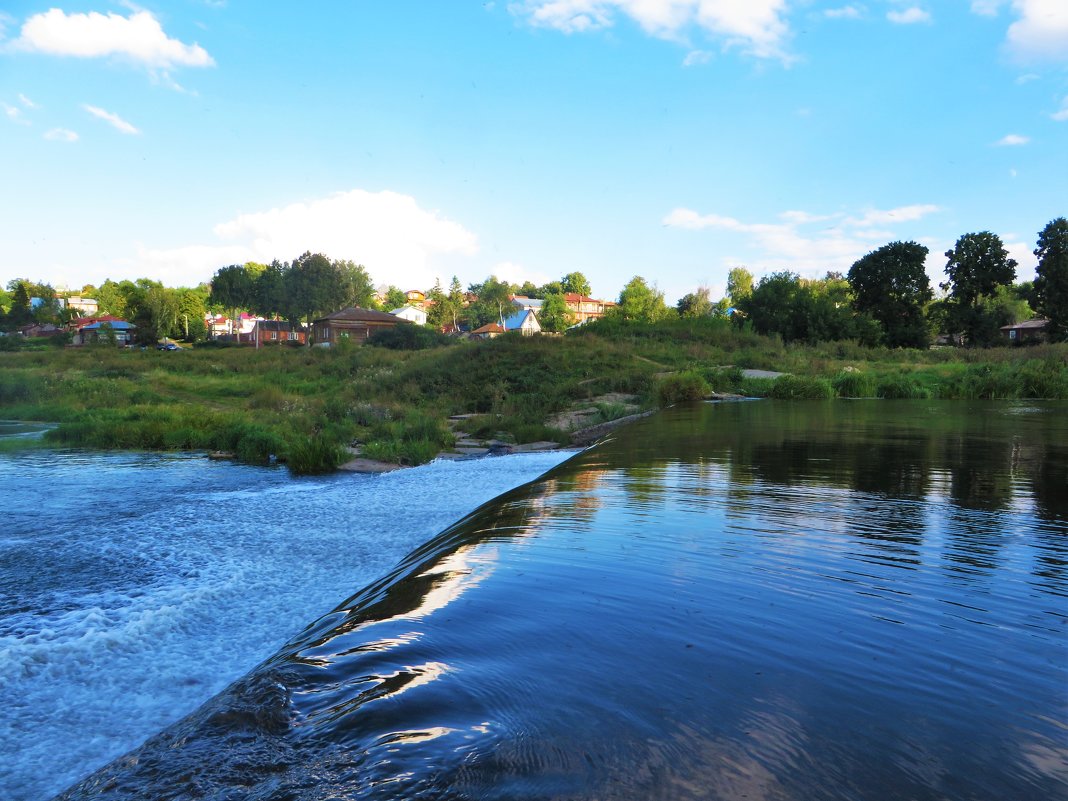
156 342 180 351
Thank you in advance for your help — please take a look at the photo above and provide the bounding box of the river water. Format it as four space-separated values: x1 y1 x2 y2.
6 400 1068 800
0 446 573 801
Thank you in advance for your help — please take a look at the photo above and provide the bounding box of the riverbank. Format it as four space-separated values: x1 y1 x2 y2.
1 319 1066 473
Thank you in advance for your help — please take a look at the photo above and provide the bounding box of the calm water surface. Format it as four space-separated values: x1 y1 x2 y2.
0 447 572 801
29 401 1068 800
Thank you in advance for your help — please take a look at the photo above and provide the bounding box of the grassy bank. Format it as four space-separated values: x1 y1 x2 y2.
1 320 1065 473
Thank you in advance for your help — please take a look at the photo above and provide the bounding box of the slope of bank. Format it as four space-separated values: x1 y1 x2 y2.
1 318 1066 473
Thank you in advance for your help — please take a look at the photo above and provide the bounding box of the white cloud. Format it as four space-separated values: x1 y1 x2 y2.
135 189 480 289
2 102 29 125
1005 0 1068 63
18 93 38 109
682 48 713 66
995 133 1029 145
970 0 1004 15
510 0 792 61
1052 96 1068 121
13 9 214 71
824 6 863 19
887 7 931 24
83 104 141 135
44 127 78 142
663 203 942 275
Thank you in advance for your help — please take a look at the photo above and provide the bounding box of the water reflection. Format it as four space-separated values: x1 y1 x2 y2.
58 401 1068 801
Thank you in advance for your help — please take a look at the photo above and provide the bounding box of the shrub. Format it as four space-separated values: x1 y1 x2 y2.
768 375 834 400
286 435 347 475
367 325 454 350
833 370 877 398
656 371 711 406
876 373 930 399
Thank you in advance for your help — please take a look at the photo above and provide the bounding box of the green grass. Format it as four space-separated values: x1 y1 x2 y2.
1 324 1065 472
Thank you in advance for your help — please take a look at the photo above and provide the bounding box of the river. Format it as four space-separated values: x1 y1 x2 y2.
0 445 573 801
6 400 1068 800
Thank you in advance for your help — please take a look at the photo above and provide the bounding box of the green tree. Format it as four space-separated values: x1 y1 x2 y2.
6 281 32 329
467 276 513 327
676 287 714 318
615 276 669 322
726 267 753 304
561 271 592 297
1034 217 1068 340
426 278 449 328
384 286 407 310
848 241 932 348
335 259 376 309
943 231 1017 346
210 264 255 316
538 291 574 332
287 251 347 329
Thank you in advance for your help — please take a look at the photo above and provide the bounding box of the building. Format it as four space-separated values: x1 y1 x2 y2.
405 289 427 306
251 319 307 346
470 309 542 339
62 296 99 316
391 305 428 326
511 296 545 312
312 306 408 345
1000 318 1049 344
563 293 615 325
71 316 137 346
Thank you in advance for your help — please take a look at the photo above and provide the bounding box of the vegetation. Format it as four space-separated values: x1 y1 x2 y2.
2 316 1065 476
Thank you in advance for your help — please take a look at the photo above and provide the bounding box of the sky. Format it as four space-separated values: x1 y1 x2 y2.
1 1 1066 304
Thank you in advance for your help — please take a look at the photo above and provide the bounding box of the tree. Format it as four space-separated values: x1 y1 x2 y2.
1034 217 1068 340
561 271 592 298
676 287 714 318
726 267 753 304
615 276 669 322
426 278 449 328
287 252 346 328
447 276 466 330
539 291 574 332
6 281 32 329
210 264 255 315
848 241 932 348
942 231 1017 346
335 260 376 309
384 286 407 310
467 276 513 327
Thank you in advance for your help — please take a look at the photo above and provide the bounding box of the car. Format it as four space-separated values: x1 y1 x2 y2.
156 342 180 351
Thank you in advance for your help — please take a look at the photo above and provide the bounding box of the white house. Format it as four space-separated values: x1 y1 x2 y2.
391 305 428 326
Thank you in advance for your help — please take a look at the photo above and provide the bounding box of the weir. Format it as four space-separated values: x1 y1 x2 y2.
56 401 1068 800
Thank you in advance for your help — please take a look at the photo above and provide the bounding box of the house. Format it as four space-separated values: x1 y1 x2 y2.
312 306 409 345
563 293 615 325
470 309 541 339
206 314 232 338
72 316 137 346
511 296 544 312
1000 318 1049 344
391 305 428 326
252 319 307 346
20 323 64 338
62 296 99 316
405 289 427 306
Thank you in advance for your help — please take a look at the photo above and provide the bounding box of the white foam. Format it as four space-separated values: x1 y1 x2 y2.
0 450 572 801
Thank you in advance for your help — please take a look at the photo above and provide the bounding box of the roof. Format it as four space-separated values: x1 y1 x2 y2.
82 320 136 330
563 293 601 304
255 320 304 331
314 306 406 324
512 296 544 309
1000 318 1049 331
73 314 125 327
471 322 505 335
391 305 426 315
504 309 538 330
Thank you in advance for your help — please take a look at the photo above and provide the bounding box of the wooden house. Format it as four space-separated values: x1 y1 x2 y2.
312 307 408 345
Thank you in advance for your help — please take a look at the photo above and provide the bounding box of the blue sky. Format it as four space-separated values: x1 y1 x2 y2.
1 1 1065 304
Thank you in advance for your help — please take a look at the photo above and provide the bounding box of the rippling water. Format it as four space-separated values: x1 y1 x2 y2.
19 401 1068 800
0 448 573 801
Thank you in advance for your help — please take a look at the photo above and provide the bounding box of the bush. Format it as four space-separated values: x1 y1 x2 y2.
768 375 834 400
876 374 930 399
833 370 877 398
656 371 711 406
286 435 347 475
367 325 454 350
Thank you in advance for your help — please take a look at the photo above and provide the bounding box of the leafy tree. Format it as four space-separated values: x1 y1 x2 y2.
335 259 376 309
384 286 407 310
467 276 513 327
848 241 932 348
516 281 541 298
6 281 33 329
250 260 290 320
210 264 255 316
287 251 347 328
1034 217 1068 340
538 291 574 332
726 267 753 304
676 287 714 318
561 271 592 297
539 280 564 297
615 276 669 322
447 276 466 330
942 231 1017 345
426 278 449 328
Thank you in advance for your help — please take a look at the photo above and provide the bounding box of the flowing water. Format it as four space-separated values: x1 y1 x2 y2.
0 446 573 801
7 401 1068 800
